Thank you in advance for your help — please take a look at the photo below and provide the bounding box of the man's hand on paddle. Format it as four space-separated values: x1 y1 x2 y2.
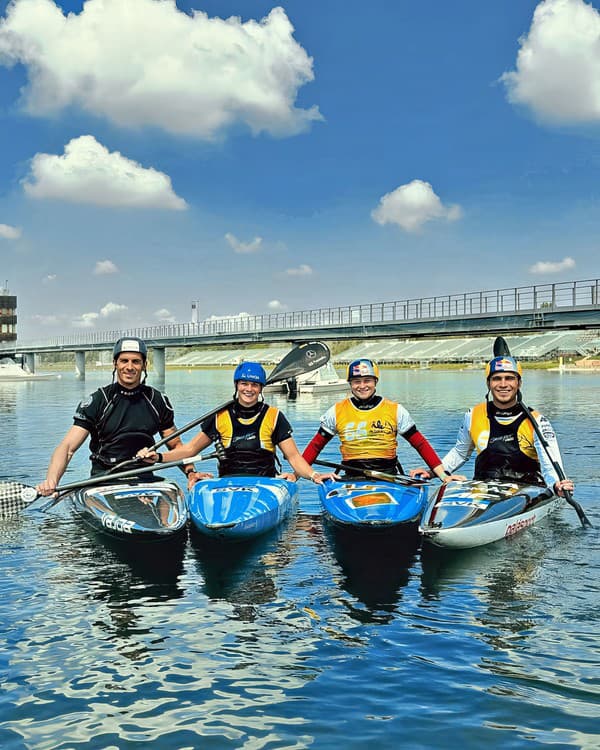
410 467 466 483
554 478 574 497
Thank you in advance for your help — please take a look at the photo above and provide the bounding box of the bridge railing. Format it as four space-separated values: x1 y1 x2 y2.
4 278 599 350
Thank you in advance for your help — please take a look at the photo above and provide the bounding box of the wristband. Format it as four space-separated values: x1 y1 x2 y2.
157 453 163 463
185 468 195 476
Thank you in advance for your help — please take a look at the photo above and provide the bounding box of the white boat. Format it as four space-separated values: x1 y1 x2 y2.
0 358 56 381
296 362 350 394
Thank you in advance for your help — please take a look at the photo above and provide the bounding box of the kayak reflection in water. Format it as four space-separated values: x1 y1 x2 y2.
137 361 338 487
301 358 464 482
410 351 574 497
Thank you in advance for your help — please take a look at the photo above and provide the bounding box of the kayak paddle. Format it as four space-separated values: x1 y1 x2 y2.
313 458 429 486
493 336 591 528
0 452 215 519
110 341 331 472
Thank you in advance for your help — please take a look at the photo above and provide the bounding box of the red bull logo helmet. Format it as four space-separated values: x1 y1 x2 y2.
485 355 522 379
346 359 380 381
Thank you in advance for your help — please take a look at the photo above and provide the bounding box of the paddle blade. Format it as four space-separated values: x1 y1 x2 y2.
266 341 330 384
493 336 511 357
0 482 39 518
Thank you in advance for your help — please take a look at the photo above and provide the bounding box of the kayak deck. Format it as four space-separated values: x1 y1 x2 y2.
187 476 298 540
419 479 559 549
69 481 188 541
319 479 429 530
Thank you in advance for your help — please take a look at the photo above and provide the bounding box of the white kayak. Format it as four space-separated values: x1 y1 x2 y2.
419 479 561 549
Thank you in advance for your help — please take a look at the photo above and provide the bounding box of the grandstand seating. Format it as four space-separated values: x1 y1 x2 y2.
166 332 599 367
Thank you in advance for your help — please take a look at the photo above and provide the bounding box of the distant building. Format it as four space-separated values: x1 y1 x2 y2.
0 283 17 342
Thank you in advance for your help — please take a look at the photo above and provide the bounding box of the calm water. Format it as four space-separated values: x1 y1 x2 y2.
0 368 598 750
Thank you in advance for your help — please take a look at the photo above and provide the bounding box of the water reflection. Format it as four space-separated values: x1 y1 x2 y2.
326 525 420 623
45 516 186 646
0 381 18 413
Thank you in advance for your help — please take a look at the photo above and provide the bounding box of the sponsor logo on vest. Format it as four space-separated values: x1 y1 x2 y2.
504 514 535 538
476 429 490 452
101 514 135 533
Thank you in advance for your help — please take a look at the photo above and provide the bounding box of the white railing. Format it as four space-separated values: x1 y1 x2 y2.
3 278 599 350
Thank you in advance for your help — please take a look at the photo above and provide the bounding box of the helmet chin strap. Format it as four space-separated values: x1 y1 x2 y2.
111 361 147 387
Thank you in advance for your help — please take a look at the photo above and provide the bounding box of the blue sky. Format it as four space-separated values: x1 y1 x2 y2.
0 0 599 340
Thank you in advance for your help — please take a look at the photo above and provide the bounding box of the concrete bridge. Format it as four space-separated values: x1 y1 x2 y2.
2 278 599 380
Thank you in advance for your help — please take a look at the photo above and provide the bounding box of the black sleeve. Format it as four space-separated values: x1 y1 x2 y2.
155 391 176 432
73 389 104 431
272 411 293 445
200 413 218 442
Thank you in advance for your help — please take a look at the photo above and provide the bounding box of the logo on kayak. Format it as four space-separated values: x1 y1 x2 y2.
101 514 135 533
505 515 535 538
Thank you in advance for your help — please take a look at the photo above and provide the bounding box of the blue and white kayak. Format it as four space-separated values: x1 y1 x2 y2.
419 479 560 549
69 481 188 542
318 479 429 530
187 476 298 540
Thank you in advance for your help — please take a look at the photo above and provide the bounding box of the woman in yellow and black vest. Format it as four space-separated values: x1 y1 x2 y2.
137 362 336 485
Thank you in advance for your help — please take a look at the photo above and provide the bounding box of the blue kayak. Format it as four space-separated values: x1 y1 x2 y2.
318 478 429 530
187 476 299 540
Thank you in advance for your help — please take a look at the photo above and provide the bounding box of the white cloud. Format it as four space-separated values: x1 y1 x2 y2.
529 256 576 274
284 264 313 277
501 0 600 124
31 313 61 325
371 179 462 232
0 223 21 239
23 135 187 210
268 300 287 310
71 301 127 328
225 233 263 254
94 260 119 275
42 274 57 283
0 0 321 139
73 312 99 328
154 308 176 323
100 302 128 317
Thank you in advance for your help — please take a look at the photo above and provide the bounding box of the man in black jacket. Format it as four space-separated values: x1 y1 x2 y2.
37 337 196 494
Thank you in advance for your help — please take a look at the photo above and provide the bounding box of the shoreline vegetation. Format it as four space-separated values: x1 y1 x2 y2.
34 359 599 373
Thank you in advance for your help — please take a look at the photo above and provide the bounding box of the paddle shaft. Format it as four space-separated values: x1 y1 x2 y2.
133 341 331 454
518 398 592 528
494 336 591 527
39 453 215 507
314 459 428 486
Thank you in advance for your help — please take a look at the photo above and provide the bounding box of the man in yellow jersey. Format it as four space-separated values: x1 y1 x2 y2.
301 358 460 483
410 354 574 495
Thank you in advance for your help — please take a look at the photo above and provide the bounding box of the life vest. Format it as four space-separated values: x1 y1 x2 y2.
470 401 544 485
334 397 399 473
215 404 281 477
89 385 166 475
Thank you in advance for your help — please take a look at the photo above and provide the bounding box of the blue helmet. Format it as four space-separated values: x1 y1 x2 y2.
234 361 267 385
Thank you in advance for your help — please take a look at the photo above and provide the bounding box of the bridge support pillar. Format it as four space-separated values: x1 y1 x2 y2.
75 351 86 380
152 347 166 381
23 353 36 374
